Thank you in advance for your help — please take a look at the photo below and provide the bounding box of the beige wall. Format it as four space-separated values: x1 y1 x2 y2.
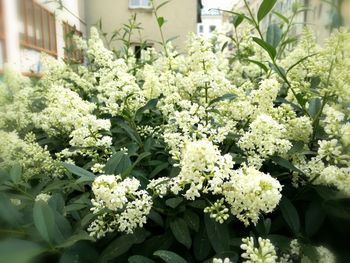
85 0 198 51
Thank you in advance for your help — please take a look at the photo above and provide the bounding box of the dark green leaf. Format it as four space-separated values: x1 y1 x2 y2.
193 226 211 261
100 230 147 262
253 37 276 59
105 151 132 175
204 215 230 253
135 99 158 122
257 0 278 22
165 197 184 209
153 250 188 263
279 197 300 234
209 93 237 106
266 24 282 48
271 156 304 174
305 202 325 237
57 232 95 248
0 193 22 226
170 218 191 248
59 242 99 263
129 255 155 263
183 210 200 232
0 239 45 263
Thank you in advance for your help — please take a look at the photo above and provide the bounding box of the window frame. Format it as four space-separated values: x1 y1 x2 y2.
18 0 57 57
63 21 84 63
129 0 152 10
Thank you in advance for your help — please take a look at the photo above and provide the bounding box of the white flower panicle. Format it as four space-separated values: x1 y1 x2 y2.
88 175 152 238
240 237 277 263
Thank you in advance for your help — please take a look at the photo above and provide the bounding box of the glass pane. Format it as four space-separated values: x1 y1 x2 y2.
42 10 50 50
25 0 35 45
34 5 43 48
49 15 56 52
142 0 150 7
130 0 140 7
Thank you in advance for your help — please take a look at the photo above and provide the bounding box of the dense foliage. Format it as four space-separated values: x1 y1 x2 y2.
0 0 349 262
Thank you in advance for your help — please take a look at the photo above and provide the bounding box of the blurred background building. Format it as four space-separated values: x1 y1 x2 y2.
0 0 349 77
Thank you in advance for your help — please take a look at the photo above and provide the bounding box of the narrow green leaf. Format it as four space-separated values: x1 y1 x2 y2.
62 163 95 179
232 14 244 28
135 99 158 122
245 59 268 72
156 0 171 11
57 231 95 248
279 197 300 234
105 151 132 175
170 218 191 248
153 250 188 263
257 0 278 22
209 93 237 106
271 156 304 174
273 11 289 24
33 200 57 243
253 37 276 59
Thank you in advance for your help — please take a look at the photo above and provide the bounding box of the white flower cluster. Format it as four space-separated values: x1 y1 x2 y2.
212 258 233 263
239 115 292 168
0 131 63 179
88 175 152 238
240 237 277 263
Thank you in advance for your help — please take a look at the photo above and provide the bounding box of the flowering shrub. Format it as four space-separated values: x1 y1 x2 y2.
0 1 349 262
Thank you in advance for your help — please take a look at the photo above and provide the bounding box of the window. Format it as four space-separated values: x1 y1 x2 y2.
18 0 57 56
133 43 152 60
129 0 151 9
209 25 216 33
198 24 204 33
63 22 83 63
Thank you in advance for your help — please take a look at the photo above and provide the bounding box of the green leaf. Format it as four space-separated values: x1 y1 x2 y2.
10 164 22 184
62 163 95 181
232 14 244 28
135 99 158 122
57 232 95 248
279 197 300 234
105 151 132 175
305 202 325 237
308 98 322 119
0 193 22 226
33 200 72 244
129 255 155 263
273 11 289 24
0 239 45 263
257 0 278 22
209 93 237 106
165 197 184 209
268 234 291 251
149 163 169 178
157 17 165 28
204 215 230 253
266 24 282 48
253 37 276 59
271 156 304 174
245 59 268 72
183 210 200 232
156 0 171 10
170 218 191 248
60 242 99 263
100 230 147 262
153 250 188 263
193 226 211 261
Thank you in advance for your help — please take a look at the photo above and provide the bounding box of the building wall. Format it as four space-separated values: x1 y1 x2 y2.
2 0 86 73
85 0 198 51
198 15 223 39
